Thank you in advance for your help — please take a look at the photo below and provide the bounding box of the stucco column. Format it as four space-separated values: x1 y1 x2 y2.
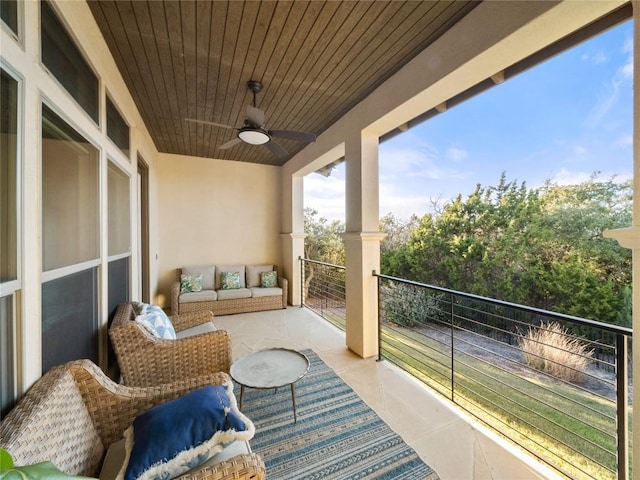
281 173 305 305
344 131 385 358
603 2 638 477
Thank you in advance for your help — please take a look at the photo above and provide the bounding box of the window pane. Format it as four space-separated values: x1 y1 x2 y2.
41 0 98 122
108 162 131 256
42 104 99 271
0 294 15 419
0 0 18 35
1 69 18 283
42 267 98 373
107 96 130 157
108 257 129 376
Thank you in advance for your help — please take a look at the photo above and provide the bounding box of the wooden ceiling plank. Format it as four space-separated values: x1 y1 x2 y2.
123 0 181 154
277 1 399 133
264 1 344 134
162 1 191 155
102 0 173 153
277 1 389 135
304 1 441 131
200 1 229 158
141 0 185 154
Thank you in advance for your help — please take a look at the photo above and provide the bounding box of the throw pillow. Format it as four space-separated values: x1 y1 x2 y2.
220 271 241 290
117 384 255 480
135 305 176 340
260 270 278 288
180 273 203 294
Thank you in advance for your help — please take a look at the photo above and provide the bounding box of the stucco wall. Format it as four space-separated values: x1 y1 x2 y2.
155 153 282 307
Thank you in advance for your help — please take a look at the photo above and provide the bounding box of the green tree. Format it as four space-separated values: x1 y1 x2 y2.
390 173 631 326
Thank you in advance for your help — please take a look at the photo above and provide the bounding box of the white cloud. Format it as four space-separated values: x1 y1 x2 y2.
446 146 468 162
573 145 587 155
582 50 608 65
380 142 470 182
551 168 594 186
614 134 633 148
586 35 633 128
304 172 346 221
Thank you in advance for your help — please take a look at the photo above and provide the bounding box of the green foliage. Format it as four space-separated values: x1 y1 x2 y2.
304 208 345 265
382 173 631 326
380 283 445 328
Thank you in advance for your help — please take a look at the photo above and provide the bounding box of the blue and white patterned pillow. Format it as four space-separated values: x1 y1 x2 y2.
118 384 255 480
135 304 176 340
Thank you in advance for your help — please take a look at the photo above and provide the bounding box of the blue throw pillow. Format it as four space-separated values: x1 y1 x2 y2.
120 384 255 480
135 305 176 340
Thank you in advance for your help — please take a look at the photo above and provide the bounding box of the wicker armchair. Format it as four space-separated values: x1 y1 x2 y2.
109 302 231 387
0 359 265 480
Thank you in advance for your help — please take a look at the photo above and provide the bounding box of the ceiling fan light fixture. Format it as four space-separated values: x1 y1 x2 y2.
238 127 270 145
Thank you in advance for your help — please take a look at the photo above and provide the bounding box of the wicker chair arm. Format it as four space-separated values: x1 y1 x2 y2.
115 329 232 387
68 359 231 447
171 281 181 314
171 310 215 332
178 453 266 480
278 277 288 307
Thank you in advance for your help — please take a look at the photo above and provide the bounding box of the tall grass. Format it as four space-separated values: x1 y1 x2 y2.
519 321 594 383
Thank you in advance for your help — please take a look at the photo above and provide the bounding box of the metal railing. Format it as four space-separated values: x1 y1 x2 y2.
375 273 632 480
298 257 632 479
300 257 346 330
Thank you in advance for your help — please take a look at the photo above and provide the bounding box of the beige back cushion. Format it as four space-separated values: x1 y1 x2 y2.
246 265 274 287
183 265 216 290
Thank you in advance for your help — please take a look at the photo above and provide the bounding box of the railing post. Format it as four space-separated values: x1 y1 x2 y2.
299 256 304 308
450 292 455 401
616 334 629 480
375 271 383 362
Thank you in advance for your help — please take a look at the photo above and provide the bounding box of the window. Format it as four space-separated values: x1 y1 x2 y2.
107 96 130 157
0 295 14 419
0 0 18 36
42 268 98 372
42 104 99 271
108 162 131 256
41 0 98 122
1 69 18 283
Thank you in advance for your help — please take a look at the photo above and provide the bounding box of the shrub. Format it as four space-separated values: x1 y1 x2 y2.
381 283 445 328
519 321 593 382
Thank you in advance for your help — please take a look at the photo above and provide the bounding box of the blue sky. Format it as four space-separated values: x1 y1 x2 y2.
305 20 634 222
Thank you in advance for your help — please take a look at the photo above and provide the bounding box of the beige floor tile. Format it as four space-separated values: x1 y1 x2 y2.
215 307 558 480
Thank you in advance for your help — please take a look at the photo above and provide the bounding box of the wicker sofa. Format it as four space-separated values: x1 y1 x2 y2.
171 264 288 316
0 359 265 480
110 302 232 387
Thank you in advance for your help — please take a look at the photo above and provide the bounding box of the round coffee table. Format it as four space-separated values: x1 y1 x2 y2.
231 348 310 423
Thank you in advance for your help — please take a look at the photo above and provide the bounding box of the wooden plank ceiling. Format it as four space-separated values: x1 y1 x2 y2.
89 1 478 166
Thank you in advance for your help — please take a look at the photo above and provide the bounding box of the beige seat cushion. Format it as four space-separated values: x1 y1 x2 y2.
99 439 251 480
176 321 217 338
249 287 282 298
216 288 252 300
179 290 218 303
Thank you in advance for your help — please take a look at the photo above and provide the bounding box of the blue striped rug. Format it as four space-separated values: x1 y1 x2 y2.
236 349 439 480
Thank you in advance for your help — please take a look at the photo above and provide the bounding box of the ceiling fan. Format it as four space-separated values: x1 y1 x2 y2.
185 80 316 158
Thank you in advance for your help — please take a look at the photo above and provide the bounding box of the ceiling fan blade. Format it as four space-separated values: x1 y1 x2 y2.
246 105 265 128
265 140 289 158
219 137 242 150
185 118 235 130
269 130 316 143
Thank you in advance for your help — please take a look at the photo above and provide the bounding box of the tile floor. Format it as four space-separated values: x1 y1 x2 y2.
215 307 562 480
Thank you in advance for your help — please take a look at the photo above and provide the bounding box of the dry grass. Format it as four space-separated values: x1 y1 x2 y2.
519 321 594 383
